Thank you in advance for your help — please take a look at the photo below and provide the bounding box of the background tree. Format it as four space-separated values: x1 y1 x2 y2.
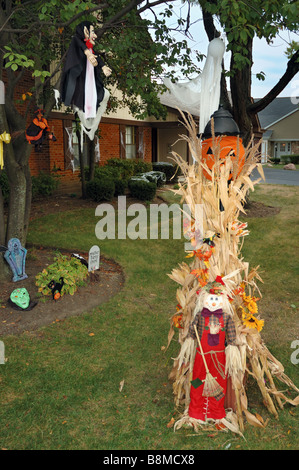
190 0 299 144
0 0 197 280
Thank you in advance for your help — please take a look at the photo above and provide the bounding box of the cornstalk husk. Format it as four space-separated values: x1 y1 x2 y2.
167 110 299 434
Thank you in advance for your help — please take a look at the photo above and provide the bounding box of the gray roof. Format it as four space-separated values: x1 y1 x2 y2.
256 97 298 128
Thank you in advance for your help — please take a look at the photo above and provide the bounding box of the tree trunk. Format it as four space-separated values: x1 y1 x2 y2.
0 99 32 281
88 138 96 181
75 116 86 199
230 38 254 147
0 181 10 281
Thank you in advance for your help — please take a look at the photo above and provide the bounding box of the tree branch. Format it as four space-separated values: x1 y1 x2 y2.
138 0 174 14
1 3 109 33
247 50 299 115
202 8 220 41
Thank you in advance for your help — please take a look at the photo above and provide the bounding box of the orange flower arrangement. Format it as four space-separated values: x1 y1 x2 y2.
239 289 264 332
190 268 209 288
186 247 215 268
173 303 183 329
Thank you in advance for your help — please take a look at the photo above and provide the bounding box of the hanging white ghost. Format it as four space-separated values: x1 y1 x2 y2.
164 37 225 134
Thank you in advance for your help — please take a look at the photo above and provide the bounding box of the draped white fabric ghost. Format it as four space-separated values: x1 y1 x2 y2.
164 38 225 134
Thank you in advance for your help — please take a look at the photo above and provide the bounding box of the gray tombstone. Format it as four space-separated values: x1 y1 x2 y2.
4 238 28 282
0 341 5 365
88 245 100 272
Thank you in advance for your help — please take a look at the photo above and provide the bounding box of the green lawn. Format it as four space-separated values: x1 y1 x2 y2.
0 184 298 450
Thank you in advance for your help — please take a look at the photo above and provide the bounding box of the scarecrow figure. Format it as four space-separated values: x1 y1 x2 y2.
60 21 111 143
25 108 56 152
168 101 299 435
187 277 240 422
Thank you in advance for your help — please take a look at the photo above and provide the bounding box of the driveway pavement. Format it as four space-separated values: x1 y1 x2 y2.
251 167 299 186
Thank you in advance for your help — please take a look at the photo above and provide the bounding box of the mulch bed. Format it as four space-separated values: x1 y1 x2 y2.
0 247 124 337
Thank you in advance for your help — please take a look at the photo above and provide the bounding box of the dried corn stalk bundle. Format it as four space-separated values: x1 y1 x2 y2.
167 111 299 434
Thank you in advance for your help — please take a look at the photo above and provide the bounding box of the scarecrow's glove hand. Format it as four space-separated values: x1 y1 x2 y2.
102 65 112 77
225 344 243 379
85 49 98 67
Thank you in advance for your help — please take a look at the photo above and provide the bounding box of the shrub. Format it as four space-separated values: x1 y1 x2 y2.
0 170 59 202
128 178 157 201
94 166 122 180
132 160 153 175
152 162 181 182
271 158 280 165
280 155 291 164
85 166 127 198
289 155 299 165
32 171 60 198
114 178 127 196
35 253 89 297
106 158 152 179
86 178 115 202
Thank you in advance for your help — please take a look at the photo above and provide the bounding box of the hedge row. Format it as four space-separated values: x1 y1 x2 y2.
85 159 180 202
275 154 299 164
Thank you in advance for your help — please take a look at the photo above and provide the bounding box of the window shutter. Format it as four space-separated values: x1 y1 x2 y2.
120 125 126 159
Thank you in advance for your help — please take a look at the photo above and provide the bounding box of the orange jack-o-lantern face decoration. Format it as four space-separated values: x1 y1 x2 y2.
201 135 245 181
200 106 245 181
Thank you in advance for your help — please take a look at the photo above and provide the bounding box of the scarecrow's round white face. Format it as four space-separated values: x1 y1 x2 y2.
204 294 223 311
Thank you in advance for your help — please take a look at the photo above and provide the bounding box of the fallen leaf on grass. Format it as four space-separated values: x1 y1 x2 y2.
119 380 125 392
167 417 175 428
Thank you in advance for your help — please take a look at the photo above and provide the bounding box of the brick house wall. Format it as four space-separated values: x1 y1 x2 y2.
30 113 153 191
2 67 153 191
3 69 185 194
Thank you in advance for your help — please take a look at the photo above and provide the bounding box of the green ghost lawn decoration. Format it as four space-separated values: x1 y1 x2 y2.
10 288 30 309
8 288 37 311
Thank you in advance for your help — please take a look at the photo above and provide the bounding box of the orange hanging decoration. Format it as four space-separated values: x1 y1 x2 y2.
200 106 246 181
201 135 245 181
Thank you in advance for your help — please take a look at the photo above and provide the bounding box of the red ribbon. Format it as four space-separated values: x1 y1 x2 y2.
215 275 225 285
84 39 94 53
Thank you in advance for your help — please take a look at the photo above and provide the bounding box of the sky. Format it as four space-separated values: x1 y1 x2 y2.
142 1 299 100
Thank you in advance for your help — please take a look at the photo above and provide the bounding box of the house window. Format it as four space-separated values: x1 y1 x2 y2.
274 141 291 159
125 126 136 159
120 125 145 160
